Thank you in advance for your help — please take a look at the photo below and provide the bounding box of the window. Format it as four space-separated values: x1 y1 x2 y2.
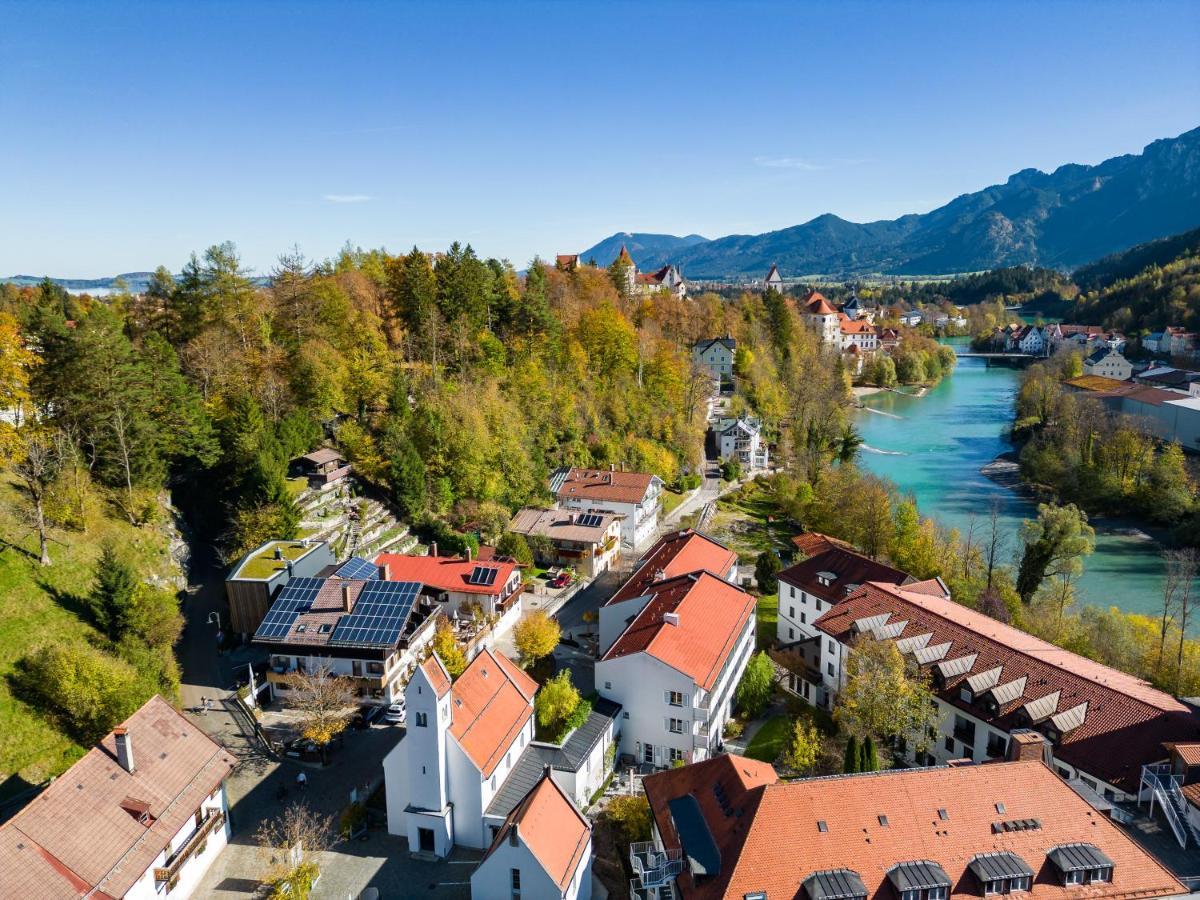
1010 876 1031 892
511 867 522 899
828 639 835 653
960 686 973 703
669 747 685 762
827 663 835 677
928 888 948 900
944 735 954 752
643 744 654 764
508 827 518 847
801 612 807 624
623 711 630 719
815 599 822 612
1064 871 1083 886
668 718 684 734
789 607 795 618
987 733 1008 759
415 711 428 727
1088 868 1112 884
790 587 796 598
667 691 684 706
604 681 612 690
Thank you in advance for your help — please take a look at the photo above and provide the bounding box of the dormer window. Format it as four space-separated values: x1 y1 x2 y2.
1048 843 1113 887
960 687 974 703
804 869 867 900
970 852 1034 895
887 861 952 900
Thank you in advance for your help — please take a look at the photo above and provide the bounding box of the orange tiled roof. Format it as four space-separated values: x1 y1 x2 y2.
644 756 1185 900
839 315 877 335
601 571 755 690
813 582 1199 790
374 553 518 596
792 532 855 557
803 289 837 316
422 654 452 697
608 529 738 606
1165 742 1200 766
1183 782 1200 810
0 696 235 900
554 466 656 505
484 770 591 889
449 649 537 777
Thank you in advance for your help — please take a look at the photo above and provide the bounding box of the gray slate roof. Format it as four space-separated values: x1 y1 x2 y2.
485 698 621 818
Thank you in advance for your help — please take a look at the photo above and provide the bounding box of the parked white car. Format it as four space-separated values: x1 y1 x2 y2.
384 700 406 724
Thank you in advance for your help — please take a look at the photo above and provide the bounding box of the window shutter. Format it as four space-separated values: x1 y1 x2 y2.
664 691 671 704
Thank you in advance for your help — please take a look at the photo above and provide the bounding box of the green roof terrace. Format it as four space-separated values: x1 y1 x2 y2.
230 540 323 581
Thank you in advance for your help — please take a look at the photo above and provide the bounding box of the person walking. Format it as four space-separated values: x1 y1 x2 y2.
296 771 307 791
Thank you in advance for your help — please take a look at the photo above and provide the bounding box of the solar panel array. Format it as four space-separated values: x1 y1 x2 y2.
576 512 604 528
467 565 499 587
329 580 420 648
334 557 381 581
255 577 323 640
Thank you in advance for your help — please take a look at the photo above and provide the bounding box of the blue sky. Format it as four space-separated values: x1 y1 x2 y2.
1 0 1197 276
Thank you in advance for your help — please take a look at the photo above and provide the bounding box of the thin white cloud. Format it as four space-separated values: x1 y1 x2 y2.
323 193 373 204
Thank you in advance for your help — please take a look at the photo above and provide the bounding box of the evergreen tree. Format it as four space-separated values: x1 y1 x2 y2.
388 437 428 518
755 550 782 594
859 735 879 772
90 543 139 643
843 734 860 773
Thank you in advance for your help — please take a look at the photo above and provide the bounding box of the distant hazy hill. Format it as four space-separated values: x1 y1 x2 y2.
1072 225 1200 291
584 126 1200 278
2 272 158 293
577 232 709 267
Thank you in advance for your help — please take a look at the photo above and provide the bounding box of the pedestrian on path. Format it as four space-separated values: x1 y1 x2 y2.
296 771 307 791
199 696 208 715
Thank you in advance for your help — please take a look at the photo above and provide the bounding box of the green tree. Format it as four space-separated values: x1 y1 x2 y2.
497 531 534 566
90 543 139 643
388 436 428 518
755 550 781 594
1016 503 1096 603
535 670 582 735
605 794 651 845
843 734 860 773
835 637 937 751
782 718 821 774
859 734 879 772
14 642 148 744
735 651 775 718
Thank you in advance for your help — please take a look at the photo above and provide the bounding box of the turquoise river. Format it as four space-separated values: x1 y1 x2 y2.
854 339 1167 618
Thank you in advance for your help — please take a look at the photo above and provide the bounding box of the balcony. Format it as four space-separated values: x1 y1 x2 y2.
155 809 224 887
631 878 677 900
631 842 683 888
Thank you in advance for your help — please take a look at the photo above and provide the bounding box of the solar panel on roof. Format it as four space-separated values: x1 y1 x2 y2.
576 512 604 528
255 577 323 641
334 557 380 580
329 580 420 648
468 565 499 587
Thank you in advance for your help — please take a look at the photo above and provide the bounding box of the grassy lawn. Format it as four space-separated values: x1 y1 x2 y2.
661 488 687 518
0 475 176 795
285 476 309 499
756 590 778 649
744 714 791 763
707 479 795 563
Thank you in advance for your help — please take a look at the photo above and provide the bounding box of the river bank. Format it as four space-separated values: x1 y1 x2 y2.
854 344 1167 619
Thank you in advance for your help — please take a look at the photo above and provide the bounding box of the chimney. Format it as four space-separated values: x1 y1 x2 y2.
378 562 390 581
466 546 473 562
114 726 134 773
286 560 295 578
663 612 680 627
1006 729 1050 763
274 546 284 560
342 582 354 613
430 542 438 559
653 568 665 582
610 463 616 473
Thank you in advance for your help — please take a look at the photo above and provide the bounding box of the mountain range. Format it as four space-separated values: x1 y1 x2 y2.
580 126 1200 279
1 272 158 293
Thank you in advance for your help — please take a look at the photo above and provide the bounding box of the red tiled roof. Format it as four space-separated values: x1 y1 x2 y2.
450 649 537 777
374 553 518 596
1183 782 1200 810
778 546 911 605
1165 742 1200 766
813 582 1199 790
803 290 836 316
422 654 452 697
0 696 235 900
839 315 877 335
553 466 656 505
644 756 1185 900
601 571 755 690
608 529 738 606
483 770 591 889
792 532 855 557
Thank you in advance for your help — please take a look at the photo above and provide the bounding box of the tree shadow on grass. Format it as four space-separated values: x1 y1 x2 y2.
35 577 93 625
